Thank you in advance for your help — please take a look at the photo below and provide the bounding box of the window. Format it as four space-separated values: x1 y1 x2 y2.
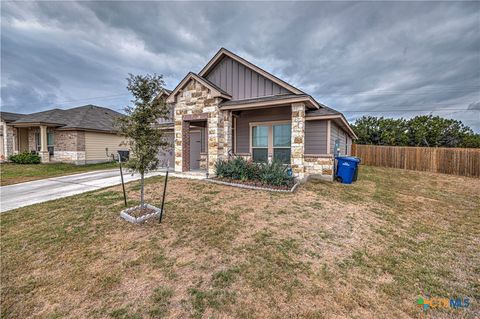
273 124 291 164
251 122 291 164
35 132 55 155
252 125 268 163
35 133 41 151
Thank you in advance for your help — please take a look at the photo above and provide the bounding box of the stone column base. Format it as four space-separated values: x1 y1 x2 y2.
39 151 50 163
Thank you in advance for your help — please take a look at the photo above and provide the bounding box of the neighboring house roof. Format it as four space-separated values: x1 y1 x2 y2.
199 48 305 95
166 72 232 103
9 105 124 133
0 111 25 123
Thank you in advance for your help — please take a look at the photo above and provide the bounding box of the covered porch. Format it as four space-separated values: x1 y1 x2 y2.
10 123 56 163
219 96 317 178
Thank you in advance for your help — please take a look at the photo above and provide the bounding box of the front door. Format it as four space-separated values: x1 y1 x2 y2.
18 128 29 152
189 131 201 170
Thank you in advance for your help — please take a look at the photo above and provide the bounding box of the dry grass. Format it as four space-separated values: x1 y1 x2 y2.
1 166 479 318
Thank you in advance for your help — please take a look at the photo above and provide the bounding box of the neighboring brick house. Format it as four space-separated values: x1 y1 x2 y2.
0 105 128 164
159 48 357 180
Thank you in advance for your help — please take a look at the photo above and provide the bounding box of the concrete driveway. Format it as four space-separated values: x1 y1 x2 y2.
0 169 167 213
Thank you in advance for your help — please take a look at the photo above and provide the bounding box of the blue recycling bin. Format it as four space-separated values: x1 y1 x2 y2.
335 156 361 184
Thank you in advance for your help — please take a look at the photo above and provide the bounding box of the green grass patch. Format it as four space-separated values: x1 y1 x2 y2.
0 161 118 185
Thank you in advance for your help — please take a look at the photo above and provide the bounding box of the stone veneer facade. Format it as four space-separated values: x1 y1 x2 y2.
173 79 230 175
172 86 336 180
291 103 306 179
304 156 334 181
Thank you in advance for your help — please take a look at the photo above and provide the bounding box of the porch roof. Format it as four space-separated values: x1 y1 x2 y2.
219 94 322 110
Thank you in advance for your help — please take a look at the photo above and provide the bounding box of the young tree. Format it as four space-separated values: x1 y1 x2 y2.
117 74 170 208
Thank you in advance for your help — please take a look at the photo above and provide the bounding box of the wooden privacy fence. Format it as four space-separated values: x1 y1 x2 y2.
351 144 480 178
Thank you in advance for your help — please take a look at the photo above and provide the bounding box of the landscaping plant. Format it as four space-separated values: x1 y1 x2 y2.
8 152 41 164
116 73 170 208
215 157 292 187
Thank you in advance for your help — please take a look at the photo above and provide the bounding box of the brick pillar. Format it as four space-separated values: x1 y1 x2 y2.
174 109 183 172
181 121 190 172
291 103 305 179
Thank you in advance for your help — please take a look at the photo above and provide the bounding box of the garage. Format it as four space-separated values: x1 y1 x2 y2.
157 132 174 169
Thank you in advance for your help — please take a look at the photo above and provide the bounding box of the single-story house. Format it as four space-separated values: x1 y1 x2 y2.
159 48 357 180
0 105 127 164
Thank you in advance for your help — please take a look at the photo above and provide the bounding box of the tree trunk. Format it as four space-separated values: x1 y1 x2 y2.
140 172 145 208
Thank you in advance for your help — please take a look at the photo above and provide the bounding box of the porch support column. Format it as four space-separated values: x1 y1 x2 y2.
39 125 50 163
181 120 190 172
223 110 233 158
207 98 224 176
291 103 305 179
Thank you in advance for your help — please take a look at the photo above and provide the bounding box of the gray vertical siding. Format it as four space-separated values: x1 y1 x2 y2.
235 106 291 153
330 121 350 156
206 56 291 100
305 120 328 154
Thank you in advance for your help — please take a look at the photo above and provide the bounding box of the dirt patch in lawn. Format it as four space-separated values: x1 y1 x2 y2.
210 177 296 191
1 166 479 318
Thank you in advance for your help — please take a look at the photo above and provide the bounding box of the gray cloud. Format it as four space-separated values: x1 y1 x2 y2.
1 1 479 130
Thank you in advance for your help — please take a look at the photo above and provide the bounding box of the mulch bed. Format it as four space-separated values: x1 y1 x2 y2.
128 206 158 218
211 177 295 191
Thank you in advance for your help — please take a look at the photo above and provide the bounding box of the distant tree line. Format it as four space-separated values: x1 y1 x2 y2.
351 115 480 148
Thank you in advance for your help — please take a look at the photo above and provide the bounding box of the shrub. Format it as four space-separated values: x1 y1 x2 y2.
214 156 293 186
258 161 293 186
8 152 41 164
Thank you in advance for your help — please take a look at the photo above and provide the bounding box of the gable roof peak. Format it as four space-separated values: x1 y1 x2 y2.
166 72 232 103
198 48 304 95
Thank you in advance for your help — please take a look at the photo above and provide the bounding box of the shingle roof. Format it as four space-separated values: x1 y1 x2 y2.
11 105 124 132
0 111 24 122
305 105 340 117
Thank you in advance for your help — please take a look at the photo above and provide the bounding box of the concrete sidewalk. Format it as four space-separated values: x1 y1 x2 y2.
0 168 197 213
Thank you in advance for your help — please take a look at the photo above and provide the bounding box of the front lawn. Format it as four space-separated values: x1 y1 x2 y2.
0 161 118 186
1 166 478 318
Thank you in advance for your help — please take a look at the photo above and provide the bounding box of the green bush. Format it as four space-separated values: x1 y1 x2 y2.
8 152 41 164
214 156 293 186
258 161 291 186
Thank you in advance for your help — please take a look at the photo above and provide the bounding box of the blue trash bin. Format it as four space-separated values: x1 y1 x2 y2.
335 156 361 184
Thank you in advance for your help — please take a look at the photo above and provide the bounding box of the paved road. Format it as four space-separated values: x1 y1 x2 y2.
0 169 167 213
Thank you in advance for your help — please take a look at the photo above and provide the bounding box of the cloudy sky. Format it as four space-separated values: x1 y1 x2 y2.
1 1 479 131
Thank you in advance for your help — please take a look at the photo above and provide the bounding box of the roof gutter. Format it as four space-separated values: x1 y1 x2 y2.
8 122 65 127
220 95 320 110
